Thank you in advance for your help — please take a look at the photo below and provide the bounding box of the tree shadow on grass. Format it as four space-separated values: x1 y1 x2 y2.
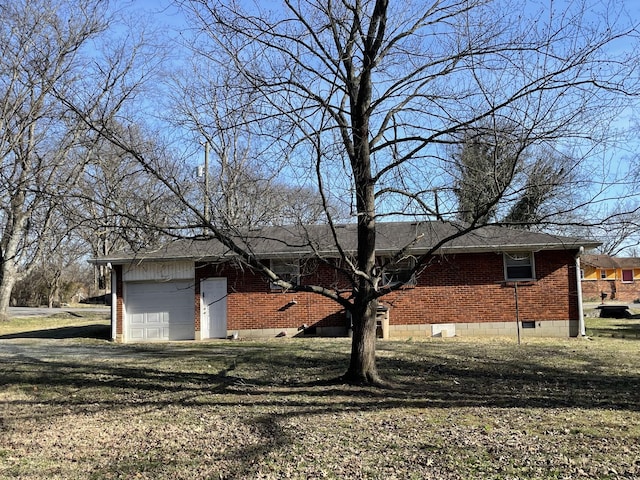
586 319 640 339
1 338 639 478
2 339 638 411
0 324 111 340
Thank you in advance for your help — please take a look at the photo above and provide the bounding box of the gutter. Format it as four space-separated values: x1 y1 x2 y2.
90 240 602 266
575 247 586 336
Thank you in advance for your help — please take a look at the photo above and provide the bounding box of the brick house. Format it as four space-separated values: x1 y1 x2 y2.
580 254 640 303
93 222 599 342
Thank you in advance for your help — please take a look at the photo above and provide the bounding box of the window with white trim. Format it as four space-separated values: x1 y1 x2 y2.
382 257 416 287
622 269 634 283
270 258 300 289
503 252 535 281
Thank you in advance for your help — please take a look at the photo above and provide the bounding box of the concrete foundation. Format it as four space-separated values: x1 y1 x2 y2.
388 319 579 339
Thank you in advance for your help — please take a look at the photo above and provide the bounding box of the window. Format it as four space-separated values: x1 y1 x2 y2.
270 259 300 290
382 257 416 287
600 269 607 279
622 269 634 283
504 252 535 281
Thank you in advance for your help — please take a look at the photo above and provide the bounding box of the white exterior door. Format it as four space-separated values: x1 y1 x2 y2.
200 278 227 339
125 281 195 342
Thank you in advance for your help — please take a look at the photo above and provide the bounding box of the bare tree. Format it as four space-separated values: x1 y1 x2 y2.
69 124 189 266
168 60 345 228
10 230 88 308
176 0 639 384
73 0 638 384
586 205 640 255
0 0 114 319
0 0 164 319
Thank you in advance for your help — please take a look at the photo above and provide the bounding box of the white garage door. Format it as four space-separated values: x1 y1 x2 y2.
125 281 195 341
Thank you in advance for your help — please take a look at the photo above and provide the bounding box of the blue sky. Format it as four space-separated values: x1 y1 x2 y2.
119 0 640 240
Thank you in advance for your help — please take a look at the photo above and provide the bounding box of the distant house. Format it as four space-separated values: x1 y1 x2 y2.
91 222 599 343
580 254 640 303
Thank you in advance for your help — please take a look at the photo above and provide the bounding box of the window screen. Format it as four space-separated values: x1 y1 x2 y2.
504 252 534 280
382 257 416 287
270 259 300 289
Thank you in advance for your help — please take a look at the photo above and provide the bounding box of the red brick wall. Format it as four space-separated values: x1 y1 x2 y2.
580 278 640 302
382 251 578 325
194 250 579 331
195 261 349 332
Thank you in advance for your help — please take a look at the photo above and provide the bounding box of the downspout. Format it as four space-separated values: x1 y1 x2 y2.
574 247 585 336
109 263 117 341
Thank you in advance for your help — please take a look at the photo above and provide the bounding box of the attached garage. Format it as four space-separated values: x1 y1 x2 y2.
117 261 196 342
96 223 601 343
124 279 195 342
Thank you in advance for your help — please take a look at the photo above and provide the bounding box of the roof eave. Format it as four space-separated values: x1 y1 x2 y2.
436 241 601 254
90 240 599 265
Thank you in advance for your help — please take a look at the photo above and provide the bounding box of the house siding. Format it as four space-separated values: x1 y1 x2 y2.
188 250 578 339
383 251 577 326
195 261 349 337
122 261 193 282
581 277 640 303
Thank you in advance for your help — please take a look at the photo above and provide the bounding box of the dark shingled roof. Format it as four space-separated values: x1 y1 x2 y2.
92 221 600 265
582 254 640 269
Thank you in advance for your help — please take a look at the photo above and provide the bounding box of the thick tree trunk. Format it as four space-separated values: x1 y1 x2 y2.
47 271 61 308
0 264 16 321
343 293 381 385
338 0 388 384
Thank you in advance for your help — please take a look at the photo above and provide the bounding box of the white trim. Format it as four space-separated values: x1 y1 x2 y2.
575 247 585 336
111 268 117 342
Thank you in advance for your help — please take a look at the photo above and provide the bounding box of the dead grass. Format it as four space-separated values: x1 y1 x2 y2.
0 316 639 479
0 313 110 339
584 311 640 339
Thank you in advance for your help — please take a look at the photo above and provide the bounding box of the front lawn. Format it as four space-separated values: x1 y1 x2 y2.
585 313 640 339
0 316 638 479
0 312 110 338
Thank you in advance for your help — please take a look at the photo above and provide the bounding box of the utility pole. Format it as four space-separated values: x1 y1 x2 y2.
203 140 210 228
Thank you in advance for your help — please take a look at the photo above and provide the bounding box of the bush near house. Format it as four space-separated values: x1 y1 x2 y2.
10 263 94 307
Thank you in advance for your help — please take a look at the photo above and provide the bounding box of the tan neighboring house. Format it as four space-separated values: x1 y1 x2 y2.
580 254 640 303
